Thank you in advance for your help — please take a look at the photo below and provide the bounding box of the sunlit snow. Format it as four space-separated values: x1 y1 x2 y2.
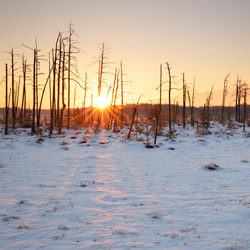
0 124 250 249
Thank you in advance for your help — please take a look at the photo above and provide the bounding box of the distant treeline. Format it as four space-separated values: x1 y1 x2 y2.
1 103 249 125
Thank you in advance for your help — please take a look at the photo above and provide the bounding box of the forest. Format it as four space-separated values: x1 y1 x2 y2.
1 24 249 142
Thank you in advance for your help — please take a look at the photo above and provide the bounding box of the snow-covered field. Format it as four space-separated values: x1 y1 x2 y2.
0 124 250 250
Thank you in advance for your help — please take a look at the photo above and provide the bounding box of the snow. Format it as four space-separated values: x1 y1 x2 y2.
0 124 250 250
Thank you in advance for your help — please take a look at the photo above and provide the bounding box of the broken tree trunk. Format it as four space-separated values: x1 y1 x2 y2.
127 95 142 139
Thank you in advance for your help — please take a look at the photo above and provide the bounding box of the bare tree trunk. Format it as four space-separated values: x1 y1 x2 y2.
11 49 16 129
67 24 73 129
154 64 162 144
48 52 52 112
187 91 191 124
50 35 61 135
15 76 21 121
221 74 229 124
191 79 195 127
166 62 172 133
206 85 214 127
182 73 186 129
32 49 37 134
5 64 9 135
174 101 179 124
50 45 58 135
109 68 117 129
57 34 62 129
98 43 105 98
112 70 120 132
243 88 247 131
59 42 66 134
159 64 162 131
237 78 242 122
20 57 27 125
120 60 124 128
127 95 142 139
96 43 105 129
235 77 239 122
35 48 39 129
202 104 206 127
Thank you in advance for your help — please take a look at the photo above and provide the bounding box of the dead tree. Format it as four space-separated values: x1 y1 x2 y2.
166 62 172 133
32 47 38 134
154 64 162 144
57 33 62 128
235 77 247 123
182 73 186 129
243 88 247 131
187 79 195 127
109 68 118 129
112 70 120 132
23 42 42 133
97 43 105 128
127 95 142 139
95 43 112 128
50 47 57 135
237 79 242 122
59 41 67 134
221 74 229 124
120 60 124 127
235 76 240 122
5 64 9 135
50 35 60 136
35 48 40 129
97 43 106 98
48 52 52 112
66 24 81 129
191 80 195 126
206 85 214 127
15 75 21 121
20 56 27 125
238 80 245 123
67 24 73 129
11 49 16 129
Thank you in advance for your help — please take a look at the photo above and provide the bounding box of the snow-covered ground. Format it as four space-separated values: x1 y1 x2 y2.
0 124 250 250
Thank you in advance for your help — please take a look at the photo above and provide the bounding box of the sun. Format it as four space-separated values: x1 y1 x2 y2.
93 96 108 109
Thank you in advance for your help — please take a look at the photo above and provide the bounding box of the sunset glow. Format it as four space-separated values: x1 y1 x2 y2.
0 1 249 109
93 96 109 109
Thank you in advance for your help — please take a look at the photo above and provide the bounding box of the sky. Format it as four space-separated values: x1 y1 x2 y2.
0 0 249 108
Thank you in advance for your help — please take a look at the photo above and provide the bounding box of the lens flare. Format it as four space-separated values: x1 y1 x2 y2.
93 96 108 109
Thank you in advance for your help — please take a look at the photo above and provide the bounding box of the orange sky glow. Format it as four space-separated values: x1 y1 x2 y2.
0 0 249 108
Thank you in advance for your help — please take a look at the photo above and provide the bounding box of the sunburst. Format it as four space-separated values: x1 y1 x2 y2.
93 96 108 109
